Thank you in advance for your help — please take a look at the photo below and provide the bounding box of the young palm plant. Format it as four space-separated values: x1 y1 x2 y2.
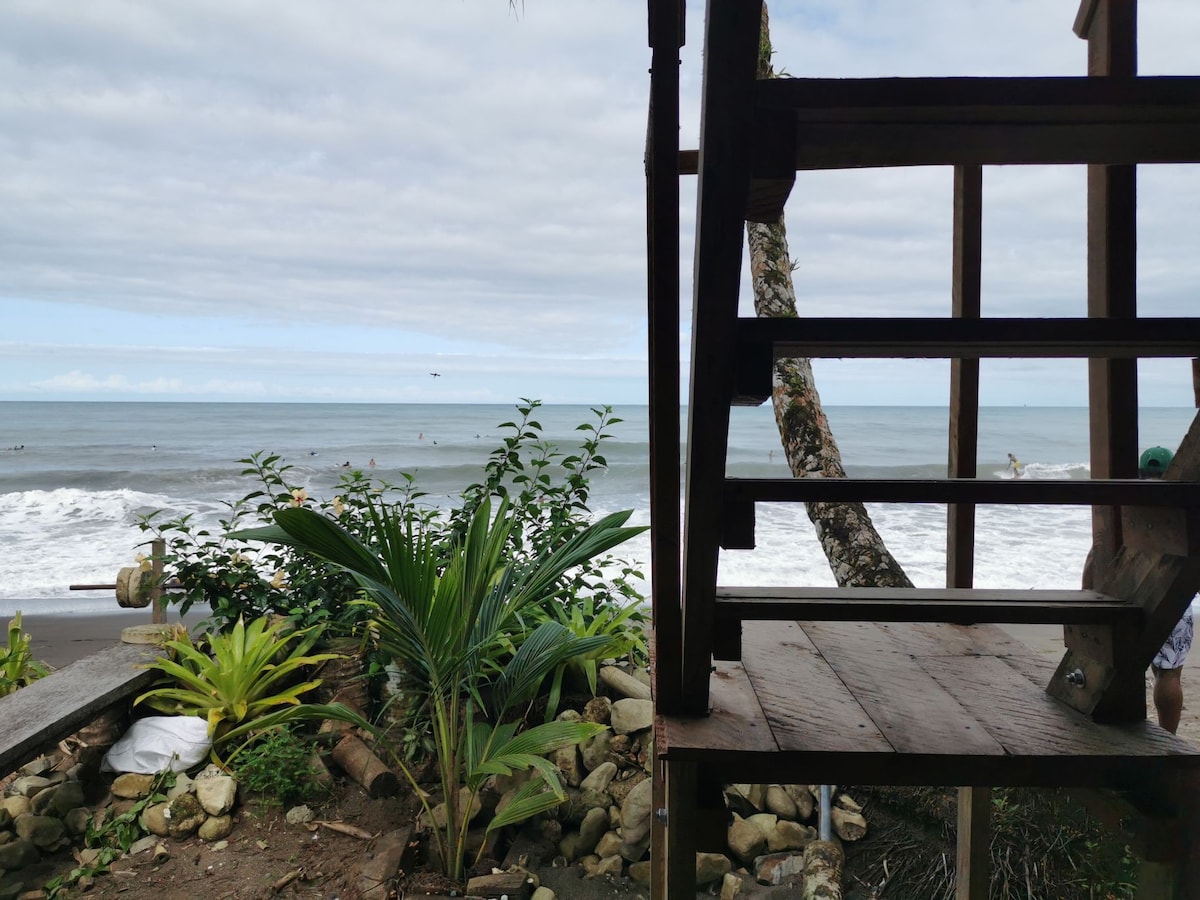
234 495 645 883
1 611 50 697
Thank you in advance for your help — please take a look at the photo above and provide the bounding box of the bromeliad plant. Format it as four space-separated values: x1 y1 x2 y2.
135 616 370 766
1 611 50 697
234 494 646 883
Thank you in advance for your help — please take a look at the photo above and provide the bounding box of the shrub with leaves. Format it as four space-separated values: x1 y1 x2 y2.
1 611 50 697
233 726 328 806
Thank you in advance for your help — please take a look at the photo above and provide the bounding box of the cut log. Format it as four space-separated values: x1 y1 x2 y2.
330 733 399 798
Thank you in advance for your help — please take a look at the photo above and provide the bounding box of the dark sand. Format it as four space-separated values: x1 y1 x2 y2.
18 610 206 669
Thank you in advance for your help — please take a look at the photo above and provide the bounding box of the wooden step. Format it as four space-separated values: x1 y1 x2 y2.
714 587 1141 626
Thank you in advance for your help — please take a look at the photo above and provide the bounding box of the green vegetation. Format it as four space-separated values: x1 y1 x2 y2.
233 726 329 807
134 616 369 765
0 611 50 696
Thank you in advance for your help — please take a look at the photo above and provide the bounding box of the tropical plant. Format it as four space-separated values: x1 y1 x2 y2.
0 611 50 697
233 494 646 882
233 726 329 806
134 616 370 765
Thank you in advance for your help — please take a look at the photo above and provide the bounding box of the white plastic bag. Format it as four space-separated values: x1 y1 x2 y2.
101 716 212 774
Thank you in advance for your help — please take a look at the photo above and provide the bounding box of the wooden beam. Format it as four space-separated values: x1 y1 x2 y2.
947 164 982 592
724 476 1200 507
956 787 991 900
679 0 763 715
646 0 685 713
714 587 1141 626
735 316 1200 359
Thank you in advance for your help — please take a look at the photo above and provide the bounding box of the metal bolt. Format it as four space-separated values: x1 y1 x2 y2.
655 807 669 824
1066 668 1086 687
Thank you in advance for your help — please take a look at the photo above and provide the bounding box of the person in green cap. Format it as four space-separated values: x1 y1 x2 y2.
1137 446 1192 733
1082 446 1192 733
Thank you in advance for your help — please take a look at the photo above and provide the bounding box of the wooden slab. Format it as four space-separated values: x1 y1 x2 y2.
799 621 1006 758
0 643 164 775
740 621 890 754
657 659 779 761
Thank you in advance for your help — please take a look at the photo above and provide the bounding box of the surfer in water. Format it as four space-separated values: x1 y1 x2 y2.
1006 453 1023 478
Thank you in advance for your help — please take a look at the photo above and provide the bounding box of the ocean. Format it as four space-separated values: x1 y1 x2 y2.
1 401 1196 617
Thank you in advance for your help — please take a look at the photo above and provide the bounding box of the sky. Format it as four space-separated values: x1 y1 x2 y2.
1 1 1197 407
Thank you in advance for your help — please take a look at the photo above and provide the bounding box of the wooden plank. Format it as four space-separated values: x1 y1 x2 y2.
657 658 780 756
0 643 164 775
736 315 1200 359
799 621 1006 757
756 75 1200 122
664 760 698 898
956 787 991 900
678 0 763 715
948 164 982 592
879 622 1038 661
715 586 1140 626
725 476 1200 507
645 0 684 714
919 652 1192 760
740 621 890 754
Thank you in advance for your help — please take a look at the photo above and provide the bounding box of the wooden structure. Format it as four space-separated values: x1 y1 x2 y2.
645 0 1200 895
0 642 164 775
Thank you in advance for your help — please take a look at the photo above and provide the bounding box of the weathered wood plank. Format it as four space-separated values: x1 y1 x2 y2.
739 621 890 754
881 622 1045 662
724 477 1200 507
737 316 1200 359
715 587 1140 626
756 75 1200 122
656 658 780 757
799 621 1006 757
0 643 164 775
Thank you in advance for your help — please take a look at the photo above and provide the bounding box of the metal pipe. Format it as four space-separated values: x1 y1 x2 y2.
819 784 832 841
70 581 182 591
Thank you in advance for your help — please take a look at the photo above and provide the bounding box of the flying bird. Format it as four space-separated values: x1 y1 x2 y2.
429 372 441 377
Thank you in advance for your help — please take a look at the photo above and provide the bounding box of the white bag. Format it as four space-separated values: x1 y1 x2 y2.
101 716 212 774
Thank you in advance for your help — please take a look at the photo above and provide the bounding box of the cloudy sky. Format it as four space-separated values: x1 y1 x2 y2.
1 1 1197 406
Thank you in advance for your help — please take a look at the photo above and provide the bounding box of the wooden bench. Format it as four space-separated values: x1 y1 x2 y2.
0 642 165 776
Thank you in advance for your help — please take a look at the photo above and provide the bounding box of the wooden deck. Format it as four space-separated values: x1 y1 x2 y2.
657 620 1200 789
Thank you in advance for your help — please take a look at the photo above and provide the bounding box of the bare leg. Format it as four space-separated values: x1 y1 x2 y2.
1153 666 1184 734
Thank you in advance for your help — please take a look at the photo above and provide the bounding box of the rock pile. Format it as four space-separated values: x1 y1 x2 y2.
0 754 240 899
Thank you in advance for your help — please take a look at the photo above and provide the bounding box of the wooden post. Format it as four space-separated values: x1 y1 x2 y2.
664 760 698 897
150 538 166 625
956 787 991 899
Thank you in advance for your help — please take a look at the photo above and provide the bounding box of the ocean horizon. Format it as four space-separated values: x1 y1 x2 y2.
2 400 1196 617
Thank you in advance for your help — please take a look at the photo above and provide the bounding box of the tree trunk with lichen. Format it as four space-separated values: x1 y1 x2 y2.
749 6 912 590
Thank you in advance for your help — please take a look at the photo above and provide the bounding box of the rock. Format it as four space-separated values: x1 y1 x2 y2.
725 783 767 816
140 802 171 837
577 853 601 876
590 853 624 878
9 777 52 799
503 820 559 870
14 815 65 849
198 815 233 841
558 830 583 863
551 743 584 788
0 838 39 870
754 851 805 885
617 780 654 859
63 808 92 837
599 666 651 701
357 827 410 900
1 797 30 819
531 886 557 900
195 774 237 816
0 809 8 829
167 773 193 801
765 785 798 820
286 805 315 825
727 814 766 863
128 835 159 855
610 699 653 735
594 830 622 860
580 761 618 795
783 784 815 820
607 771 648 807
167 792 207 839
577 807 609 857
696 851 732 885
466 871 530 897
111 773 156 799
720 871 744 900
19 756 55 777
747 813 779 840
628 860 652 885
430 788 482 830
579 730 614 772
210 840 228 851
767 819 818 853
836 792 862 814
831 806 868 841
50 782 86 819
582 696 612 725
